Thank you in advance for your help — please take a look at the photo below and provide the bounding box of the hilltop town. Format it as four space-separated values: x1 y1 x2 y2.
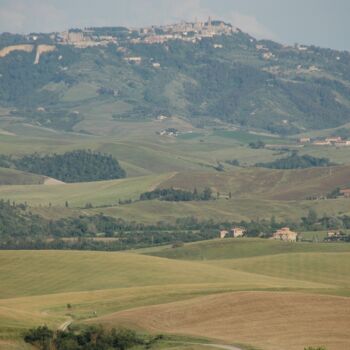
0 18 238 64
47 18 237 48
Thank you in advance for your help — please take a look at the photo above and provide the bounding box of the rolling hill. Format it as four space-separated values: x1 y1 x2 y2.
1 165 350 224
1 19 350 350
0 240 349 350
1 23 350 136
93 291 350 350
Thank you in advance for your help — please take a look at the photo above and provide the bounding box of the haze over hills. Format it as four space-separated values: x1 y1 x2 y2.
0 18 350 135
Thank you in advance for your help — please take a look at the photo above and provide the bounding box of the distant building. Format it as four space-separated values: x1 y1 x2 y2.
219 230 229 239
299 137 311 144
313 140 331 146
124 56 142 64
326 137 342 143
272 227 298 242
340 189 350 198
335 140 350 146
219 227 246 239
327 230 341 238
231 227 246 238
262 52 274 60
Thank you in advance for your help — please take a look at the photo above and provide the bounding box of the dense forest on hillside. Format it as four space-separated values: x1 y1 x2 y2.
1 30 350 134
6 150 126 182
255 153 334 169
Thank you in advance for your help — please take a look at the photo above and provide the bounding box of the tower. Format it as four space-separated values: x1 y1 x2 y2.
208 16 212 29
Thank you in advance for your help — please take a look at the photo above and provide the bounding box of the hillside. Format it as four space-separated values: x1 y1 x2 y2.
148 238 350 260
93 291 350 350
0 167 45 185
1 22 350 135
157 165 350 200
1 165 350 219
0 242 348 349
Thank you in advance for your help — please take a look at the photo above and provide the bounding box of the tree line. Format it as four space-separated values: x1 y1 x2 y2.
139 187 213 201
0 150 126 183
24 325 159 350
255 152 334 169
1 200 349 251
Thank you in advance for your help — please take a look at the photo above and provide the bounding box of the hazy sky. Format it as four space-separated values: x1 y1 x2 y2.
0 0 349 51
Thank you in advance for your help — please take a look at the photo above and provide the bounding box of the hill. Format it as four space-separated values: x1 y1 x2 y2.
148 238 350 261
0 239 349 349
0 167 45 185
157 166 350 200
93 291 350 350
0 173 174 207
2 165 350 206
1 22 350 135
2 165 350 224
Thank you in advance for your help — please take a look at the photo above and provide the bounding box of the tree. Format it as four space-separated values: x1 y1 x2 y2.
24 326 54 350
307 209 318 225
201 187 213 200
249 140 265 149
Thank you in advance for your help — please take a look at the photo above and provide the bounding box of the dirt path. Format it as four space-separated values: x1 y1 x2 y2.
175 342 242 350
44 177 65 185
58 319 72 331
148 172 178 191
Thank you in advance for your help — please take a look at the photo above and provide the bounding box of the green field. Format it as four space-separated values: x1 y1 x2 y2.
148 238 350 261
0 239 349 349
0 173 174 207
1 163 350 224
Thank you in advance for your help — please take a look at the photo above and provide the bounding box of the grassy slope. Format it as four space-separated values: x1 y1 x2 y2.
210 252 350 289
0 248 328 341
2 165 350 222
93 197 350 223
0 240 349 349
0 168 45 186
92 291 350 350
0 173 175 207
159 166 350 200
0 250 325 300
88 240 350 350
149 238 350 260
